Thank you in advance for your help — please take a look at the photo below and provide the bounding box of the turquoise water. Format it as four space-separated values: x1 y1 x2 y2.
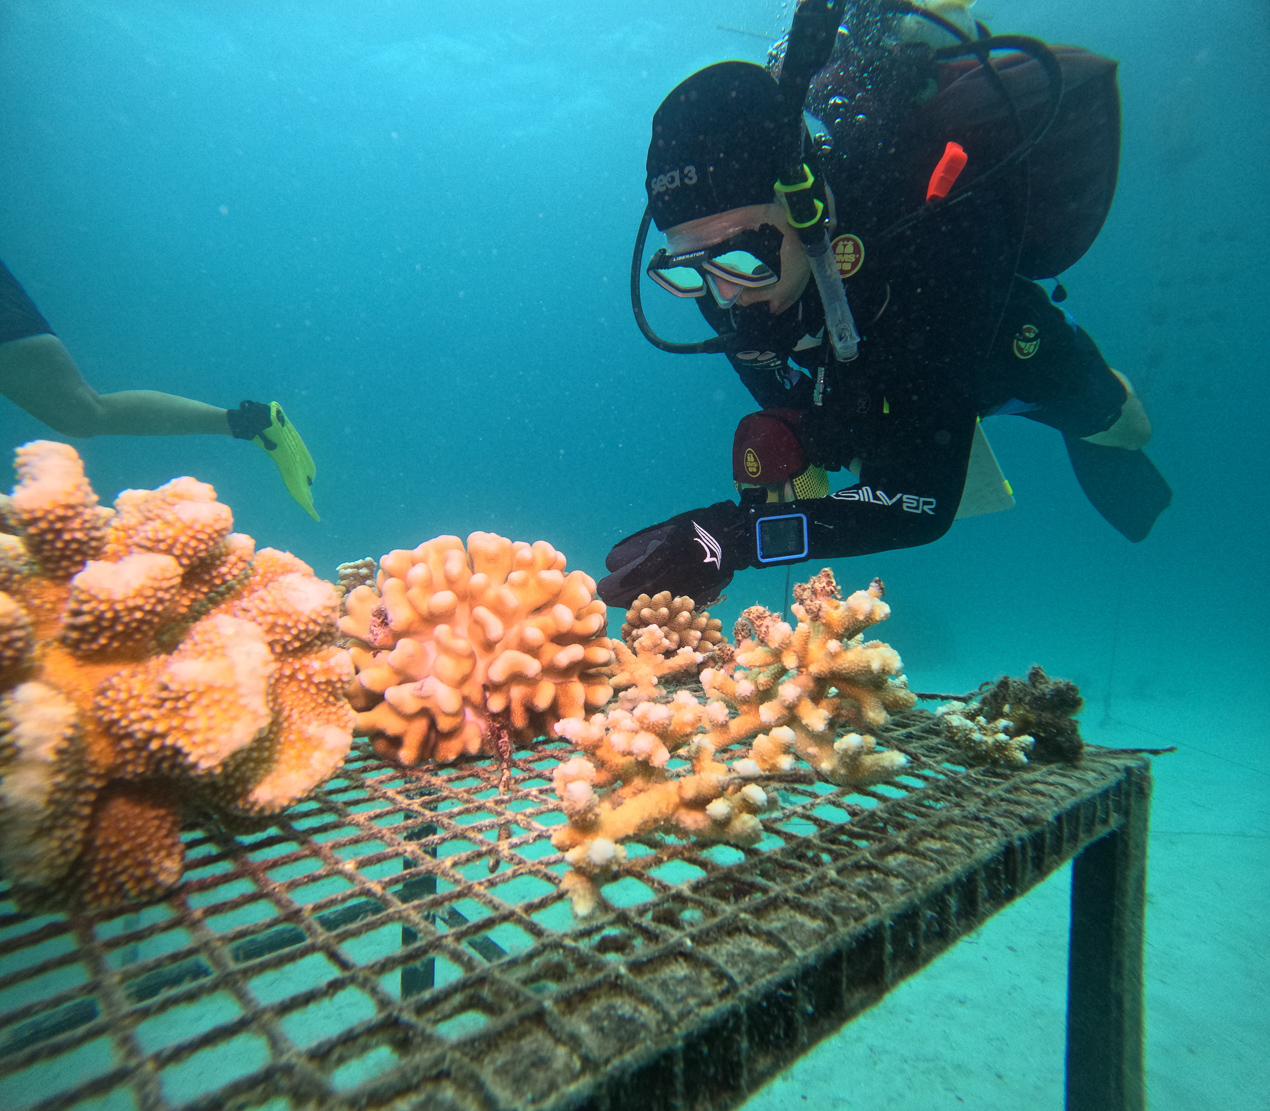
0 1 1266 1107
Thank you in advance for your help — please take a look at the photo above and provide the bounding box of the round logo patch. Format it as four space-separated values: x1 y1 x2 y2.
1012 323 1040 359
832 234 865 280
744 448 762 478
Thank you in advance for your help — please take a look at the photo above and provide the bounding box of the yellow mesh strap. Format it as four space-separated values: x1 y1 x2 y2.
792 465 830 500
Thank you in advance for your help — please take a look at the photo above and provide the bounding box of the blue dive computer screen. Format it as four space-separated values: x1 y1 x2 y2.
755 513 809 563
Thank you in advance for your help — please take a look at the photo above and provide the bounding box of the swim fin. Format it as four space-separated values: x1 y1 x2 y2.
229 400 319 521
1064 435 1171 542
955 420 1016 520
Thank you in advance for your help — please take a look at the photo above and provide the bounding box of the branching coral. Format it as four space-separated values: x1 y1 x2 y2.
341 533 615 765
0 441 353 912
552 693 774 917
936 705 1035 766
334 557 377 600
608 591 730 703
939 665 1084 765
608 627 702 702
705 573 914 785
551 569 912 916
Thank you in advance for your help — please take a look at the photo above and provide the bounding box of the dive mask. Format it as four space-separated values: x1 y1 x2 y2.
645 224 784 306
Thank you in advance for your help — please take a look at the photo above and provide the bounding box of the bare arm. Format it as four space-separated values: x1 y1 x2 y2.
0 334 231 438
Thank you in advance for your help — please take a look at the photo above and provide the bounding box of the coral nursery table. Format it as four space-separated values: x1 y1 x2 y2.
0 709 1149 1111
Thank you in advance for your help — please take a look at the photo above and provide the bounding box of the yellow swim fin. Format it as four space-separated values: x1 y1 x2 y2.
229 400 318 520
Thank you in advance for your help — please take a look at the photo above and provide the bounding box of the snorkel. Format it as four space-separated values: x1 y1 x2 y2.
773 0 860 371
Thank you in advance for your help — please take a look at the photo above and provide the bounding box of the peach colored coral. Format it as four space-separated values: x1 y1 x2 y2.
607 627 703 701
608 592 729 703
552 693 772 917
0 441 353 912
551 570 913 916
705 573 915 784
341 533 615 765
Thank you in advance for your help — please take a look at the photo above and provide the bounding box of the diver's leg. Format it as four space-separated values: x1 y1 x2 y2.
981 280 1128 436
982 281 1171 540
0 334 229 437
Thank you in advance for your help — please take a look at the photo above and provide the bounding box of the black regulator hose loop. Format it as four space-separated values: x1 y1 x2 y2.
629 204 733 356
877 32 1064 241
932 33 1065 161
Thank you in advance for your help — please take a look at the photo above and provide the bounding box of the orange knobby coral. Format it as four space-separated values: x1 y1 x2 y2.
0 442 354 912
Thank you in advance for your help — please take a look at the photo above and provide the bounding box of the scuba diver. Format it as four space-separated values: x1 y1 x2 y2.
599 0 1171 609
0 258 320 520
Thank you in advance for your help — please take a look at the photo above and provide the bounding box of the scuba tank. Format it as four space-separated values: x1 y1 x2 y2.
798 0 1119 278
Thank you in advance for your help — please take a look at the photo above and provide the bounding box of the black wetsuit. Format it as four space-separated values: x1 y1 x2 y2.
0 260 54 345
693 64 1127 561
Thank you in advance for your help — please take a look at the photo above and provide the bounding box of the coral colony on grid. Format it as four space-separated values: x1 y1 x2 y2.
0 440 1084 923
0 442 352 912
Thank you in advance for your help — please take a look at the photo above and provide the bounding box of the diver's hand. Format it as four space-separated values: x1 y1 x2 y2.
598 501 750 609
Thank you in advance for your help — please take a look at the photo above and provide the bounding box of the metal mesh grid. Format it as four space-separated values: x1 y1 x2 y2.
0 706 1149 1111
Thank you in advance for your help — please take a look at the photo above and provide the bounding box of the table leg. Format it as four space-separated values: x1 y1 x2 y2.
1066 769 1151 1111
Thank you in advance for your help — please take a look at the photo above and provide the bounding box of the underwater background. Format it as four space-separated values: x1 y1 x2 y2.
0 0 1265 1107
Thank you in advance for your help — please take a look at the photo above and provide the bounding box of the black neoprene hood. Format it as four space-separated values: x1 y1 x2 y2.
646 61 786 231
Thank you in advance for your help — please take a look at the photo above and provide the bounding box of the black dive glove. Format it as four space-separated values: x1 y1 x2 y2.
598 501 751 609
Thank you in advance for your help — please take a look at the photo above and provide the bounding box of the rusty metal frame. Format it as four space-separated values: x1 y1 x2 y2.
0 709 1150 1111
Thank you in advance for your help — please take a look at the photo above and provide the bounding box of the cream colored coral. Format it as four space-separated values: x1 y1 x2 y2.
620 591 726 655
609 592 728 702
342 532 615 765
334 557 377 599
551 691 773 916
0 441 354 912
608 626 703 701
550 571 914 915
703 573 913 786
937 702 1035 766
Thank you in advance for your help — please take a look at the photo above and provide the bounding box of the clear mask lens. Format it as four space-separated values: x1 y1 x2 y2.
704 250 776 286
650 265 706 296
706 272 741 308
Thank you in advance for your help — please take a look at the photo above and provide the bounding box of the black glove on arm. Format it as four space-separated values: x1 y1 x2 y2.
598 501 750 609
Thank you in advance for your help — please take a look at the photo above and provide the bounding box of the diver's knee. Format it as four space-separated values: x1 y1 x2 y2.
38 409 104 438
